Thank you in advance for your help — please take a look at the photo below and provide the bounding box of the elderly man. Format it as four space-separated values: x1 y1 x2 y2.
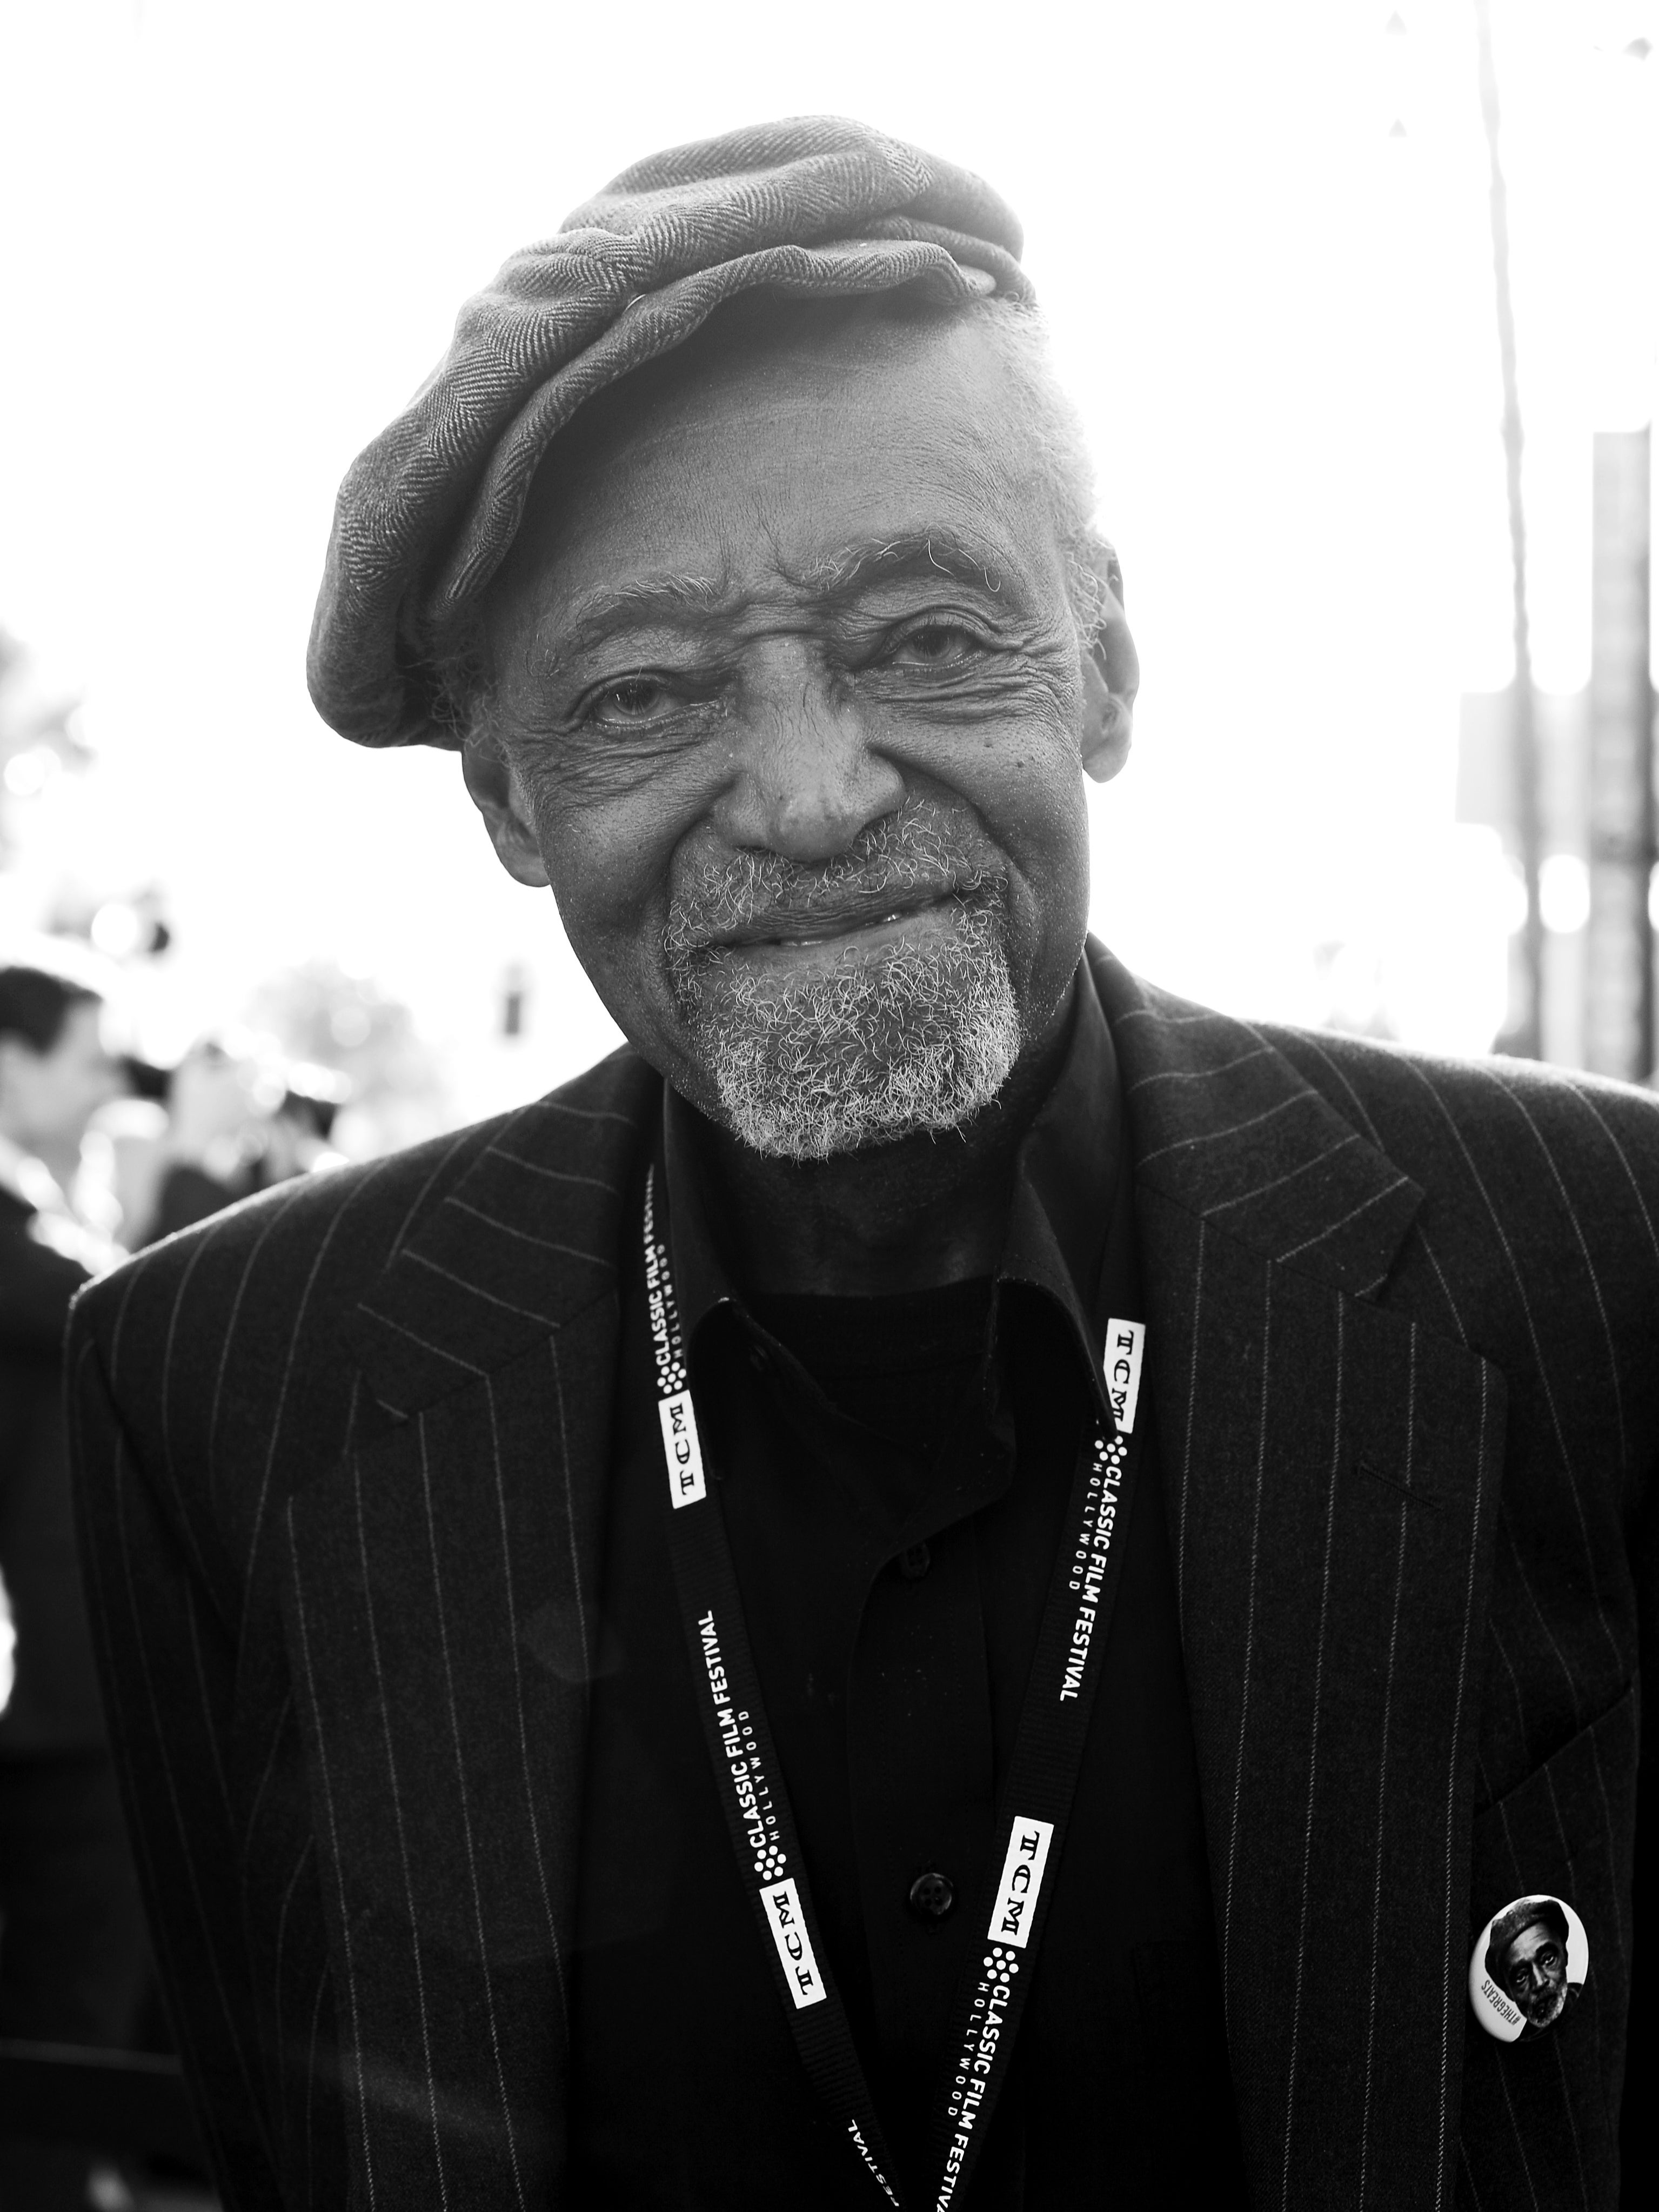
70 121 1655 2212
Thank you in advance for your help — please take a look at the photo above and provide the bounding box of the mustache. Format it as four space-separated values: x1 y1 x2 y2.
663 806 1002 961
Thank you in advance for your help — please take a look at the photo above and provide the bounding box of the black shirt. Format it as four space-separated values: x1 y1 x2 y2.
568 971 1243 2207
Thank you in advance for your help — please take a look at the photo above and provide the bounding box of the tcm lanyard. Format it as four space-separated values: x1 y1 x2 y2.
644 1166 1148 2211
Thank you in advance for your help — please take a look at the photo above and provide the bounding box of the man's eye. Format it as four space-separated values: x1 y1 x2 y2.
890 624 984 667
592 676 672 723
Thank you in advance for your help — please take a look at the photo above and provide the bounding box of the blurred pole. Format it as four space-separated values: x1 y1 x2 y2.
1473 0 1544 1059
1585 429 1655 1081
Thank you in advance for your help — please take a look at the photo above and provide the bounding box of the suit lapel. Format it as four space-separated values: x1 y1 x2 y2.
280 1050 657 2207
1093 947 1506 2212
346 1049 658 1419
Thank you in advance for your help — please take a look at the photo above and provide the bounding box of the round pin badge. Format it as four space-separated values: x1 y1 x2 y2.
1469 1894 1588 2041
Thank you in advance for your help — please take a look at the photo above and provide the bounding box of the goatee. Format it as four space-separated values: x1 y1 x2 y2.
665 810 1024 1161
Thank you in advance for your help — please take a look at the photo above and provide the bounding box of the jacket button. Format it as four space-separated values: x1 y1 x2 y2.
908 1870 955 1922
898 1542 931 1580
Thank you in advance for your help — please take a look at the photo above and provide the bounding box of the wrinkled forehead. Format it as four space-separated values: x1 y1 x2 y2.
491 296 1063 634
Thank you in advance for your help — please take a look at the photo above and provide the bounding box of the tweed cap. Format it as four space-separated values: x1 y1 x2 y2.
308 116 1032 750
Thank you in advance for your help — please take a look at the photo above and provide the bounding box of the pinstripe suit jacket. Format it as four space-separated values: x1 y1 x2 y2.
69 945 1658 2212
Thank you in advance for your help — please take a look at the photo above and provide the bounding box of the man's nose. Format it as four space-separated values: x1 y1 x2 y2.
713 659 904 863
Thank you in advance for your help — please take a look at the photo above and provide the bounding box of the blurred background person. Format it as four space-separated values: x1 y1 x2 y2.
247 1071 350 1191
112 1040 350 1249
116 1035 266 1248
0 964 146 2212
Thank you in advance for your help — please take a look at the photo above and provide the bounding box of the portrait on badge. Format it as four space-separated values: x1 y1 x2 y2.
56 96 1659 2212
1469 1895 1588 2044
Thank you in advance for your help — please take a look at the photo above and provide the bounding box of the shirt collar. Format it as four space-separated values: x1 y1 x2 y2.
661 957 1121 1354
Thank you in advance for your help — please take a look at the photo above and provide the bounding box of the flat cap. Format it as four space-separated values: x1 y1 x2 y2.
307 115 1032 750
1484 1896 1570 1981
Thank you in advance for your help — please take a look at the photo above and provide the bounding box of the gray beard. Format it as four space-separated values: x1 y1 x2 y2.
669 886 1022 1161
1519 1981 1568 2030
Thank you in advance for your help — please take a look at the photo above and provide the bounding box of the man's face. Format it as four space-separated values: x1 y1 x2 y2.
1501 1921 1569 2029
469 307 1126 1157
0 1001 122 1158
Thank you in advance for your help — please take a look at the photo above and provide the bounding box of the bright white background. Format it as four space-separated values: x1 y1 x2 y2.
2 0 1654 1125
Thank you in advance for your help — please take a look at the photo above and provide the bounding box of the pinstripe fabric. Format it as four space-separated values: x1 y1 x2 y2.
70 1055 652 2210
70 955 1656 2210
1099 948 1655 2212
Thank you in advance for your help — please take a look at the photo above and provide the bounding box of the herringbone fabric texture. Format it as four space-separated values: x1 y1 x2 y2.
306 116 1029 752
68 948 1659 2211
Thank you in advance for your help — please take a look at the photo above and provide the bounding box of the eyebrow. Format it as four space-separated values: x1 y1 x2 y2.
538 529 1012 670
799 531 1008 602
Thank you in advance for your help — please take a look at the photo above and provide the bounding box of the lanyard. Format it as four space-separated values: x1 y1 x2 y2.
644 1166 1148 2210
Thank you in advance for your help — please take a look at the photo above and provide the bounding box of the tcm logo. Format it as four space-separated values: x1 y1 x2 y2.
987 1817 1054 1949
1103 1318 1145 1435
760 1878 825 2009
658 1391 706 1508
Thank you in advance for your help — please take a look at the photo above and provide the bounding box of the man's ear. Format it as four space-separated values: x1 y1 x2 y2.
1077 540 1139 786
460 728 552 888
